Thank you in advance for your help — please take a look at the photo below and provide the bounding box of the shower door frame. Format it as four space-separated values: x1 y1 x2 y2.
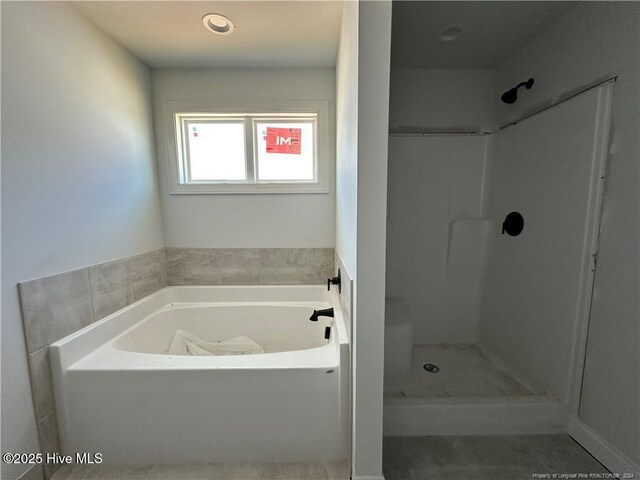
479 77 616 414
560 80 614 418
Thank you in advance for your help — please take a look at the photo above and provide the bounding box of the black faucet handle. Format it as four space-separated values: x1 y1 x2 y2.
327 269 341 293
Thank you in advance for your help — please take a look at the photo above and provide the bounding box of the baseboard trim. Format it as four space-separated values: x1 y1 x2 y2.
567 415 639 477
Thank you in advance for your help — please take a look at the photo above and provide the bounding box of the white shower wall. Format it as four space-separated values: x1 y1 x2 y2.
386 68 494 344
479 85 611 399
386 135 489 344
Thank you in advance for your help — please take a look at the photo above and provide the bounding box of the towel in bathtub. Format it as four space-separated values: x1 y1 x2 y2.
168 330 264 356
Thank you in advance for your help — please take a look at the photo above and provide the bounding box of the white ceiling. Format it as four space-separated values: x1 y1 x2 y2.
391 1 576 69
73 1 343 68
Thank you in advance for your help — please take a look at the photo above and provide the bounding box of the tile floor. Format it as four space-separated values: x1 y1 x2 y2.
384 344 537 398
48 435 607 480
383 434 609 480
50 461 349 480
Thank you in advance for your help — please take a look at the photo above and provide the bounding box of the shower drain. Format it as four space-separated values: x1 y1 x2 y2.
423 363 440 373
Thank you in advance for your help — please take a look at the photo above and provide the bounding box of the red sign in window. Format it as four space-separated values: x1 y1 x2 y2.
266 127 301 154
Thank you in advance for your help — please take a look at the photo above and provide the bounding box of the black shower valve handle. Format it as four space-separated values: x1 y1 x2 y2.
327 269 342 294
502 211 525 236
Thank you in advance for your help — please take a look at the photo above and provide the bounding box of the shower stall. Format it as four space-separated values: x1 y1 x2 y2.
383 79 613 436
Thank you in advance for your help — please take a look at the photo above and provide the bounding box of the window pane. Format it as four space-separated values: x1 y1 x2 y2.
255 121 315 181
187 122 246 181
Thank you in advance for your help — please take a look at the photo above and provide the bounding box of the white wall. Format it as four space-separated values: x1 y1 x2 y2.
151 68 336 248
335 1 359 474
389 69 495 132
494 2 639 464
335 1 358 277
352 2 392 478
1 3 164 479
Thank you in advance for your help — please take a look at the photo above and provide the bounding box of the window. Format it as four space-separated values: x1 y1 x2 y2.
165 102 329 194
181 120 247 182
254 120 315 181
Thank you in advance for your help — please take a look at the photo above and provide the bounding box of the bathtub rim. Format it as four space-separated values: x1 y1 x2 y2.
50 285 348 373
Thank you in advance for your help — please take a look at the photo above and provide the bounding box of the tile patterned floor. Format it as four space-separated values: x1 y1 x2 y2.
383 434 609 480
50 461 349 480
48 435 607 480
384 344 537 398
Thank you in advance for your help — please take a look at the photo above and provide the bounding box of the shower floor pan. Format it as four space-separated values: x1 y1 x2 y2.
383 344 568 436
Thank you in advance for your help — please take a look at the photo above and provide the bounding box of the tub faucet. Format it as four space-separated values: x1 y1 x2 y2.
309 308 334 322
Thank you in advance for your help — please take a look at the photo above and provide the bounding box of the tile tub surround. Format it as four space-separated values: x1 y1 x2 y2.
20 269 94 354
166 248 336 286
18 249 167 480
89 249 167 320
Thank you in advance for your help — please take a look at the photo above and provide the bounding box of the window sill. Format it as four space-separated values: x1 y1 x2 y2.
170 182 329 195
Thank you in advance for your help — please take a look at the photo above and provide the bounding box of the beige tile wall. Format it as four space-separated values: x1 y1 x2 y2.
20 269 93 354
18 249 167 479
167 248 335 286
88 249 167 320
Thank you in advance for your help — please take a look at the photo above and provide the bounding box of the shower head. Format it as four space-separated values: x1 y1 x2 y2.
501 88 519 104
501 78 534 104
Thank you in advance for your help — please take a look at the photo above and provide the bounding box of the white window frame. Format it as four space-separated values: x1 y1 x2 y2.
162 101 329 194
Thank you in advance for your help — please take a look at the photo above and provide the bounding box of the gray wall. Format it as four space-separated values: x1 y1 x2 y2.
494 2 639 464
389 69 495 132
1 3 165 479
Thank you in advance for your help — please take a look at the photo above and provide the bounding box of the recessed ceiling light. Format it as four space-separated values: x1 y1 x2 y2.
202 13 235 35
438 23 463 42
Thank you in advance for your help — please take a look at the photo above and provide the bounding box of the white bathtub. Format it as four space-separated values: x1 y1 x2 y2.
50 286 349 465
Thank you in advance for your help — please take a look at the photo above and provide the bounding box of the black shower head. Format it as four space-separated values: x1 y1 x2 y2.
501 78 534 104
501 88 519 104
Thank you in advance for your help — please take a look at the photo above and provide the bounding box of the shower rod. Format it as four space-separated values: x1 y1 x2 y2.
388 76 617 137
388 130 490 136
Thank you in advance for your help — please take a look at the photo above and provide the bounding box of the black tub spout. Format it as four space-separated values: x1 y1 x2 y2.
309 308 334 322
